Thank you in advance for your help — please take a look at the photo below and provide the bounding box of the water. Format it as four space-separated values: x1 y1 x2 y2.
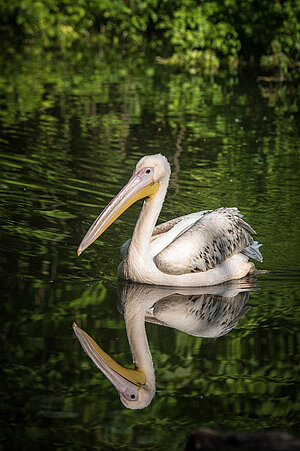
1 47 299 449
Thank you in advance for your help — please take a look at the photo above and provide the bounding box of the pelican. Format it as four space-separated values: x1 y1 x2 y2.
73 279 254 409
78 154 262 286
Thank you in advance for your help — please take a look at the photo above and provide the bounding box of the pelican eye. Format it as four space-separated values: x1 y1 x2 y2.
130 394 136 399
145 168 151 174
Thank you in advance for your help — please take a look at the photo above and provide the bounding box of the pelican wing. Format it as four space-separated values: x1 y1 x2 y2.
145 291 250 337
153 208 262 275
121 210 209 259
151 211 210 238
149 211 210 257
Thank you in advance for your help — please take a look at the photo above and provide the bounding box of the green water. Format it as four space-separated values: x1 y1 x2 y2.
1 47 299 450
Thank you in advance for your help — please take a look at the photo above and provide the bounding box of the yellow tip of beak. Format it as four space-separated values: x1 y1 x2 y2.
77 249 81 256
72 322 77 329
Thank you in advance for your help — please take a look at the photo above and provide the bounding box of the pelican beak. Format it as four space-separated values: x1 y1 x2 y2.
77 167 159 255
73 322 146 402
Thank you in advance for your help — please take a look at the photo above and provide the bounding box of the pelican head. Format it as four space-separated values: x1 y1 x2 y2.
77 154 170 256
73 322 155 409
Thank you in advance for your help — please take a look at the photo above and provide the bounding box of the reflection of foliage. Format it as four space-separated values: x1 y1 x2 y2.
0 47 299 277
0 43 299 449
2 279 299 449
259 82 299 116
0 0 299 75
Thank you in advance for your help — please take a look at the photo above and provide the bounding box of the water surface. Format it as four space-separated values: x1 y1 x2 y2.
1 47 299 449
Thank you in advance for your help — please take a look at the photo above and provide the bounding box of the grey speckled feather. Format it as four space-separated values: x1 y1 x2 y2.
146 291 250 337
153 208 262 275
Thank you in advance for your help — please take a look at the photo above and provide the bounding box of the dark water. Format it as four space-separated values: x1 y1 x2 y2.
1 47 299 449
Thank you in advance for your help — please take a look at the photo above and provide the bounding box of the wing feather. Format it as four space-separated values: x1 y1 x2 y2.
154 208 260 275
121 212 205 258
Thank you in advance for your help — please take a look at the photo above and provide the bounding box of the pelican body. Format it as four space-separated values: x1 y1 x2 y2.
78 154 262 286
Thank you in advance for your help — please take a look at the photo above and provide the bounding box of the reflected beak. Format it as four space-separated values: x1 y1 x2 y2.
77 168 159 255
73 322 145 402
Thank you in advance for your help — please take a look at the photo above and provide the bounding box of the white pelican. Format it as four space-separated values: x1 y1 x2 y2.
78 154 262 286
73 279 254 409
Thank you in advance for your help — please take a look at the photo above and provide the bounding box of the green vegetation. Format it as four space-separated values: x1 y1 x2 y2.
1 0 299 77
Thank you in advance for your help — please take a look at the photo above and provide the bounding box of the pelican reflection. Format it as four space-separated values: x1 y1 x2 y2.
73 279 256 409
